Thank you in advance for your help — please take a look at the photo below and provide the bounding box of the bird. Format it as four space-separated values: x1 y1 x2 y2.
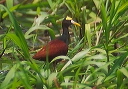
32 16 80 62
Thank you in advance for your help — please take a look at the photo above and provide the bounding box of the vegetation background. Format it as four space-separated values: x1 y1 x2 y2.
0 0 128 89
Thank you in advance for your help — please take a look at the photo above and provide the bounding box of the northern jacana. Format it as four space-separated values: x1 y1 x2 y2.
32 16 80 62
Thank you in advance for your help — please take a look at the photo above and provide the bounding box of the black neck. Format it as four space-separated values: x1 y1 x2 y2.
58 25 70 44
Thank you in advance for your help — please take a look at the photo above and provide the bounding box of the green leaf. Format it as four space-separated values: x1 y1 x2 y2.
107 52 128 76
85 24 91 48
117 1 128 13
51 56 70 63
48 73 58 86
0 4 30 59
25 25 50 39
71 49 90 62
6 33 22 48
119 67 128 78
0 64 19 89
2 4 21 18
47 0 54 9
61 49 90 71
117 69 124 89
101 2 107 30
6 0 13 9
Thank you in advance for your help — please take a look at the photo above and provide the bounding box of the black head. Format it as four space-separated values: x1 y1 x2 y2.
62 16 80 28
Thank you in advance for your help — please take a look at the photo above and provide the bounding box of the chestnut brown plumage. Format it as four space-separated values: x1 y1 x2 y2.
32 16 80 62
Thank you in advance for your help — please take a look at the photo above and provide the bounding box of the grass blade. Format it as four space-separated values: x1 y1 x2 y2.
0 4 30 59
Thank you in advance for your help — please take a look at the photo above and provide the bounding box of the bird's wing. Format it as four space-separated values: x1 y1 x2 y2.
32 39 68 60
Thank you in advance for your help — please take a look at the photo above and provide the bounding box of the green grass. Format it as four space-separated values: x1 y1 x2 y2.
0 0 128 89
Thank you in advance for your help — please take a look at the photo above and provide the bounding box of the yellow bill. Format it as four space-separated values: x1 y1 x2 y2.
71 20 81 26
66 16 81 26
